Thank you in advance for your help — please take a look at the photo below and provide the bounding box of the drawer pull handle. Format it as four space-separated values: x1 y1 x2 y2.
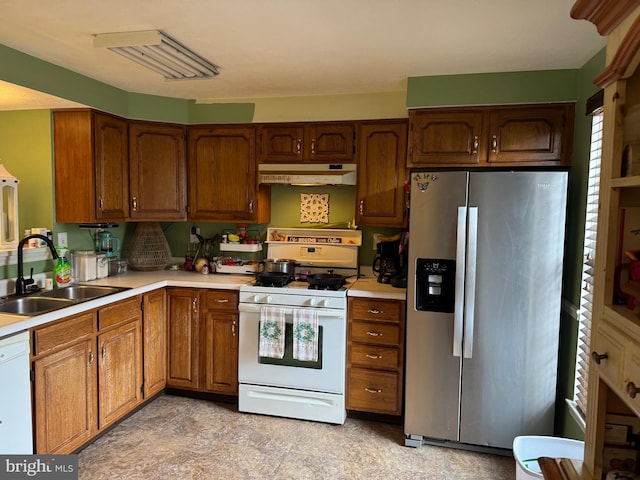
365 354 382 359
366 331 382 337
591 351 609 364
365 388 382 394
627 381 640 399
367 309 383 314
89 352 94 365
215 299 229 303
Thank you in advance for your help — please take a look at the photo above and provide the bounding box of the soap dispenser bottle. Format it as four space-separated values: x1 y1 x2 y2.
53 247 72 288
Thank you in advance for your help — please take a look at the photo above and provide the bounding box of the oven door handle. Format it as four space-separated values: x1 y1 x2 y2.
238 303 345 318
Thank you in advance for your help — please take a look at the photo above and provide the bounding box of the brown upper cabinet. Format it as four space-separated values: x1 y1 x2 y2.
187 125 270 223
54 110 188 222
258 122 356 163
356 120 408 228
128 121 187 221
407 103 575 168
54 110 129 223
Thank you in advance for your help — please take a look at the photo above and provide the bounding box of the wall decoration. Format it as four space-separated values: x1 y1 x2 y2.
300 193 329 223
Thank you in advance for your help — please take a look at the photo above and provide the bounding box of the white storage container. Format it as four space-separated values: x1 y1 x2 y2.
72 250 97 282
513 435 584 480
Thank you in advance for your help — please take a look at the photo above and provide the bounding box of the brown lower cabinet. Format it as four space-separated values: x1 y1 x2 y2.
166 287 239 394
30 293 165 454
346 297 405 416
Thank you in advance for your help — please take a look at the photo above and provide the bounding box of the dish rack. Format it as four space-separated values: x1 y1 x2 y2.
215 242 262 274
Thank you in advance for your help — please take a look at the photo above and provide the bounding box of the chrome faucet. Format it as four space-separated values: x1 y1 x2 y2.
16 234 59 295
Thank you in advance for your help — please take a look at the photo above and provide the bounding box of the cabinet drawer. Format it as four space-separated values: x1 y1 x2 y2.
351 321 400 346
348 367 400 414
350 298 402 323
593 325 626 389
33 311 96 356
350 344 399 370
205 290 238 310
99 297 141 330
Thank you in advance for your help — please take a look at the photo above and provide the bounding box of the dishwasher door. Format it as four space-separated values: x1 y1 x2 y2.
0 330 33 454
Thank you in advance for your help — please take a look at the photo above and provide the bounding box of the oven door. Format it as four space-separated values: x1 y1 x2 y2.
238 302 346 394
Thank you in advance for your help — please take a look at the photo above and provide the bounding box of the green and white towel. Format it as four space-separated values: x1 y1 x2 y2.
293 308 318 362
259 306 286 359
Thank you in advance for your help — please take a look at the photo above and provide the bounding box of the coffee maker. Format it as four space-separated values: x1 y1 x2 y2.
372 239 402 284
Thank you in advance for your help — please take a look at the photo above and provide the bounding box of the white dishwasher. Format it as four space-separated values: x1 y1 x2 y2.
0 330 33 454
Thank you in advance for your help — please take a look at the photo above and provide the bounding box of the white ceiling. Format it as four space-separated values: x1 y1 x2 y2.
0 0 605 109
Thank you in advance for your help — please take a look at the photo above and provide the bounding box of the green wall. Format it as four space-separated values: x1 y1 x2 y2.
0 110 53 234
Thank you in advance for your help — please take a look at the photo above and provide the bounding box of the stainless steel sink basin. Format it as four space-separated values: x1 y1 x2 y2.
39 285 128 301
0 297 75 315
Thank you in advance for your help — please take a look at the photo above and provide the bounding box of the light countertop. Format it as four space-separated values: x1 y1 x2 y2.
0 269 406 338
348 277 407 301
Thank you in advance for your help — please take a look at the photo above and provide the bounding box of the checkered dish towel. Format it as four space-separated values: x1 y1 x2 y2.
293 308 319 362
259 306 286 359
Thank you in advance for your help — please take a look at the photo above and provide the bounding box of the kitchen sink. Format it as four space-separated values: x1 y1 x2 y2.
0 297 75 315
38 285 129 301
0 285 131 316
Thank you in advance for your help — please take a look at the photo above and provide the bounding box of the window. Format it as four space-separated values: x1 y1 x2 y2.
570 96 603 427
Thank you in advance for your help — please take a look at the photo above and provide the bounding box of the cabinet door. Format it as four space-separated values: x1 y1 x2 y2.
356 121 407 227
188 126 262 222
33 339 97 454
306 123 356 162
97 319 143 429
487 104 574 165
94 112 129 220
54 110 128 223
143 289 167 398
258 125 304 162
129 122 187 220
408 110 485 166
203 310 238 394
166 288 200 389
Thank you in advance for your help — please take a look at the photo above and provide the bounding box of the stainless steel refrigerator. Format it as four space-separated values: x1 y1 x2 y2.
404 170 568 452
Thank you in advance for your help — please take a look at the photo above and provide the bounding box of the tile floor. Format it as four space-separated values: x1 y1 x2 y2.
78 394 515 479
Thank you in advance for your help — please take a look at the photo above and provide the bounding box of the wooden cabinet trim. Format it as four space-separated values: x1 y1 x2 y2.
594 13 640 87
571 0 640 35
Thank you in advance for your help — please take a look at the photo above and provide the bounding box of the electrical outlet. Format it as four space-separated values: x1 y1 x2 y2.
57 232 68 247
189 227 201 244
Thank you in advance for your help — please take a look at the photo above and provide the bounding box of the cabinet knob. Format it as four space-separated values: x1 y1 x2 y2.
627 381 639 399
591 351 609 365
472 136 479 154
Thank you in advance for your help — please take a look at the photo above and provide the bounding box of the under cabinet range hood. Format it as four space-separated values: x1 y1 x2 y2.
258 163 357 186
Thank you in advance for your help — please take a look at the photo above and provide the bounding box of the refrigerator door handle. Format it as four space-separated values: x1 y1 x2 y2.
464 206 478 359
453 206 467 358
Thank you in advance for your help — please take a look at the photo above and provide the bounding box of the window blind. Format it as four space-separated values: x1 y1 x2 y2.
574 111 603 419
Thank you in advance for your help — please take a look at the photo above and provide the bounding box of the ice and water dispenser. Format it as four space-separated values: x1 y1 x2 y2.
415 258 456 313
